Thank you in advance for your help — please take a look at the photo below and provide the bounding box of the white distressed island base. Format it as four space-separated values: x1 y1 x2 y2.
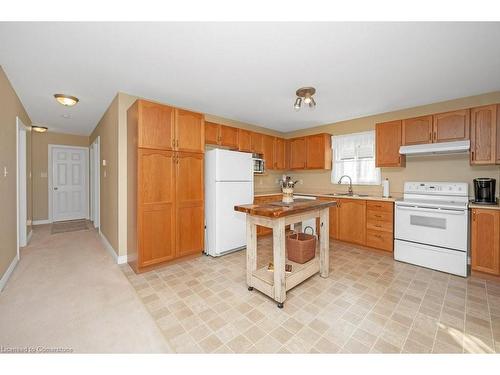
234 199 336 308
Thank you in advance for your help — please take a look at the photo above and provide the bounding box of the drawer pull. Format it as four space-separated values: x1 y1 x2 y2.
375 215 382 218
374 224 382 228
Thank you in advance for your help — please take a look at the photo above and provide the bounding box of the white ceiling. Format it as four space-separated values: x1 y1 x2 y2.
1 22 500 136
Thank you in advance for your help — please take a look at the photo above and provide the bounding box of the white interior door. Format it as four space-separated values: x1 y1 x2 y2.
51 146 88 222
17 117 27 250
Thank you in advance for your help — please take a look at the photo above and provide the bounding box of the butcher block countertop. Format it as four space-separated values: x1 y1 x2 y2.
469 201 500 210
235 199 337 218
254 191 398 202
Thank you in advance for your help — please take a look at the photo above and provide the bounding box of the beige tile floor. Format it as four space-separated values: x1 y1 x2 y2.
122 236 500 354
0 224 169 353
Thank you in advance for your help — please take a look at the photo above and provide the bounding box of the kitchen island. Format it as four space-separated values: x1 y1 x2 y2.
234 199 337 308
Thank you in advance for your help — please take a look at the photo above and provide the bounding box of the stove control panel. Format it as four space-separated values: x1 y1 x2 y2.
403 182 468 196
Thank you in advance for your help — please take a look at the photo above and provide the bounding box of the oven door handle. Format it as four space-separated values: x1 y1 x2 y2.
396 205 466 215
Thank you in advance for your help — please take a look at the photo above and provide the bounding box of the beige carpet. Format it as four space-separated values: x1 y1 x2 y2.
0 224 169 353
51 219 89 234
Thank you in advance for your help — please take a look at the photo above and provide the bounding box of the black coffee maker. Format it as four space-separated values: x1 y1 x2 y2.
473 178 496 204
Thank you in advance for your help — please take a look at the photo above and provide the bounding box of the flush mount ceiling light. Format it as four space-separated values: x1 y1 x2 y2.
32 125 48 133
54 94 79 107
294 87 316 111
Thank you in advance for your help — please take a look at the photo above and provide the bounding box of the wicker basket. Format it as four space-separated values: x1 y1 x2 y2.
286 228 316 264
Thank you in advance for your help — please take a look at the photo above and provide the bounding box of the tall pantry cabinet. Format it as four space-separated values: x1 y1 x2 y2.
127 99 205 273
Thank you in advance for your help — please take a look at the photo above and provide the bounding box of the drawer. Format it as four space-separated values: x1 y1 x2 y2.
366 219 393 233
367 209 393 223
366 229 393 252
367 201 393 213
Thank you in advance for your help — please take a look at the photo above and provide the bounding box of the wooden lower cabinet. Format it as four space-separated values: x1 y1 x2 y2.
338 199 366 245
471 208 500 275
365 201 394 252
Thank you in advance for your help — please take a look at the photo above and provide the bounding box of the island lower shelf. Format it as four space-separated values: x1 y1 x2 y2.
251 255 320 299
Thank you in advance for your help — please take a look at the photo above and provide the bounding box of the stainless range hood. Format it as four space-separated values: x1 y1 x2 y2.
399 140 470 156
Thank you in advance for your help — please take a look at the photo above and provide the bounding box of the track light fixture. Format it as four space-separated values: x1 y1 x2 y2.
294 87 316 111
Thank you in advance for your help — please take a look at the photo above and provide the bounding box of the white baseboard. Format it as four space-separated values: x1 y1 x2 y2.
33 219 51 225
99 231 127 265
0 256 19 292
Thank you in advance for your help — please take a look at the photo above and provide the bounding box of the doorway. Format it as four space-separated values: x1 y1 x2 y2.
48 145 89 222
17 117 28 253
89 137 100 229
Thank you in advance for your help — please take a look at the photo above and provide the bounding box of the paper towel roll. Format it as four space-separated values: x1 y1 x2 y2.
382 178 390 198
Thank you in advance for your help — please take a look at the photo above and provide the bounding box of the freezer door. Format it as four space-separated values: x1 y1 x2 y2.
214 182 253 255
215 149 253 182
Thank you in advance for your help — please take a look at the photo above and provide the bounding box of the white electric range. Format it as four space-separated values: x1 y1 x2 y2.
394 181 469 277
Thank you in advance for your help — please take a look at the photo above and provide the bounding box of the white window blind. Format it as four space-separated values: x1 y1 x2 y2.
331 131 381 185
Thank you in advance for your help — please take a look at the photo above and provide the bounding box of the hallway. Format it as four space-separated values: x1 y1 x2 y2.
0 224 169 353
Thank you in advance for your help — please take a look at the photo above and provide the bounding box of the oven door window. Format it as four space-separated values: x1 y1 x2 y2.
410 215 446 230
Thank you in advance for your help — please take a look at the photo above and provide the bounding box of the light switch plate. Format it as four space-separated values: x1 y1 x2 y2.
102 160 107 166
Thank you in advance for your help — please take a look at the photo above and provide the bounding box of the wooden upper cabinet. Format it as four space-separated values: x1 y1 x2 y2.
470 105 497 165
433 109 470 143
219 125 239 149
137 100 174 150
238 129 253 152
402 115 433 145
289 137 306 169
471 208 500 275
338 199 366 245
137 149 176 266
205 121 219 145
262 135 275 170
251 132 264 154
306 133 332 169
175 109 205 153
176 152 204 258
274 138 286 170
376 120 405 167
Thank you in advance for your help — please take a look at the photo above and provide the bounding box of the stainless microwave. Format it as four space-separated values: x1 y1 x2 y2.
252 153 264 174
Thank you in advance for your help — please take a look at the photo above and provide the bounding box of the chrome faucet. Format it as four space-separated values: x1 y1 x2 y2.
338 175 353 195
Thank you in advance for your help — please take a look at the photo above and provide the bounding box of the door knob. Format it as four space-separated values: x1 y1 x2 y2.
54 187 58 190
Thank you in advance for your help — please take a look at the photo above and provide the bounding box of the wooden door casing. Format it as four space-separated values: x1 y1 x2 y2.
138 100 174 150
471 208 500 275
470 105 497 165
375 120 405 167
433 109 470 143
176 152 204 257
138 149 176 266
402 115 433 145
175 109 205 153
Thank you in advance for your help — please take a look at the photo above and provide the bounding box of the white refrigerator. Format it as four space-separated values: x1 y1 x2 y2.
205 149 254 257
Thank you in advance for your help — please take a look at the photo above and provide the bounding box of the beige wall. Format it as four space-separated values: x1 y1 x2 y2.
284 91 500 197
0 66 32 280
90 95 119 253
32 131 89 221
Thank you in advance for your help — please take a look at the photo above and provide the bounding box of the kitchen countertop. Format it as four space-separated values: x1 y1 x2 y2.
469 201 500 210
235 199 337 218
254 191 399 202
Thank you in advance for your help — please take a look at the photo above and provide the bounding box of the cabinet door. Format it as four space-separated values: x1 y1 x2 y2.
251 132 264 154
338 199 366 245
138 149 176 267
289 137 306 169
219 125 239 149
238 129 253 152
176 152 204 258
306 134 331 169
375 120 405 167
329 200 339 240
470 105 497 165
402 115 433 145
274 138 286 170
205 121 220 145
433 109 470 143
471 209 500 275
175 109 205 153
138 101 174 150
262 135 275 170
